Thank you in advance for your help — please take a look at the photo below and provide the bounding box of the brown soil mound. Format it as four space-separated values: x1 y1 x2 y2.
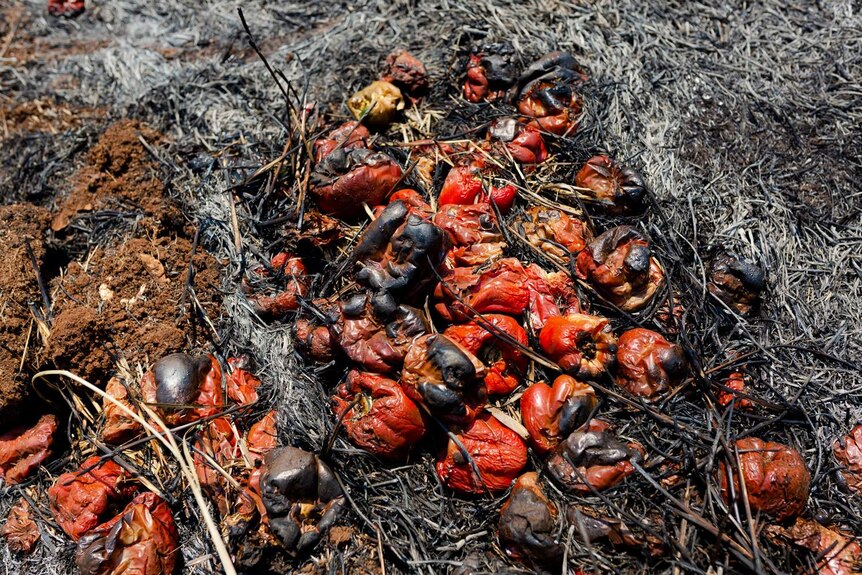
46 235 222 384
0 203 51 423
0 96 106 140
51 119 183 235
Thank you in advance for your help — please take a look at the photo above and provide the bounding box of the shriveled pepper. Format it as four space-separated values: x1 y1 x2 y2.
615 328 688 399
243 253 309 318
1 498 40 554
0 414 58 485
576 226 664 312
514 52 587 135
433 202 506 267
330 293 428 374
354 199 446 317
102 378 141 445
261 447 345 556
521 375 597 454
401 334 487 427
546 419 644 494
48 456 135 541
498 472 564 573
381 50 429 96
347 81 404 129
436 412 527 494
463 44 517 103
434 258 531 324
707 251 765 317
331 370 426 459
313 121 370 163
719 437 810 521
443 314 528 395
538 314 617 380
75 492 179 575
768 518 861 575
193 417 236 516
488 118 548 167
517 206 591 260
834 424 862 496
575 155 647 215
310 148 403 219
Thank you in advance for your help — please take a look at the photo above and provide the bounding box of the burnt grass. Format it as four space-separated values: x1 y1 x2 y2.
2 1 862 574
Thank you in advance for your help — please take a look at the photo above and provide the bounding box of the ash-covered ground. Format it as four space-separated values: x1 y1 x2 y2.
1 1 861 574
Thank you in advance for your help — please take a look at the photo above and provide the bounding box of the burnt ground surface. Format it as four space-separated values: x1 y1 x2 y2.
1 1 861 574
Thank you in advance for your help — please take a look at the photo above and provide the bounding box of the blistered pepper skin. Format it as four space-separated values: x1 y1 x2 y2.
330 294 428 374
444 314 528 395
514 52 588 135
498 473 564 574
517 206 590 260
546 420 644 494
434 203 506 266
539 314 617 380
1 499 40 554
0 414 58 485
75 492 179 575
720 437 810 521
435 413 528 494
260 447 345 556
707 252 765 317
575 155 647 215
521 375 597 454
141 353 223 426
310 148 403 219
576 226 664 312
313 121 370 163
331 371 426 459
615 328 689 399
48 457 134 541
243 253 308 318
400 334 487 428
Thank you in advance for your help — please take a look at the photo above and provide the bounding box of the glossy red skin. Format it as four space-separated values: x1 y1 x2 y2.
1 498 40 554
48 456 135 541
517 81 582 135
141 354 224 426
313 121 370 163
438 166 517 214
615 328 688 399
717 371 752 408
332 371 426 459
539 314 617 380
521 376 597 454
834 424 862 496
434 258 531 323
246 253 308 316
75 492 179 575
226 357 261 405
524 263 582 332
464 54 490 102
443 315 528 395
0 414 58 485
314 154 403 219
720 437 810 521
506 126 548 166
434 203 506 267
436 413 528 494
